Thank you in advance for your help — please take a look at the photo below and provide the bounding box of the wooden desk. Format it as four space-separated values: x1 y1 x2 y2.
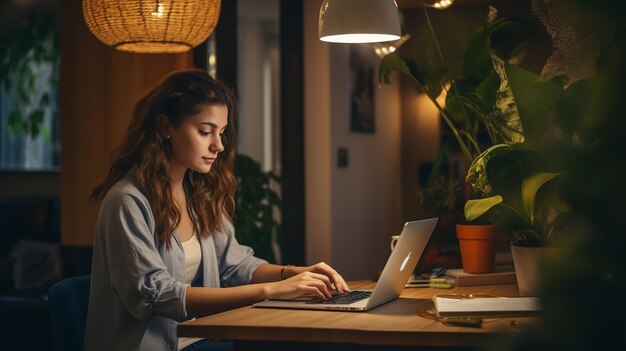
178 281 536 349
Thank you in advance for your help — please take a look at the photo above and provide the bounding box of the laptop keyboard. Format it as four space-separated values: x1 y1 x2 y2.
306 290 372 305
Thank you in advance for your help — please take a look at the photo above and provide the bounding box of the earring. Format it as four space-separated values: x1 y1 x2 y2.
166 135 170 139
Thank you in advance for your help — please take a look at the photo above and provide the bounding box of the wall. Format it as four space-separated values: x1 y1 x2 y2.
304 0 403 280
400 78 441 222
60 0 192 246
237 0 281 172
237 15 265 163
304 0 333 269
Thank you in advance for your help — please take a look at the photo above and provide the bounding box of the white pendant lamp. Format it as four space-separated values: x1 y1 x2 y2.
319 0 401 43
82 0 221 54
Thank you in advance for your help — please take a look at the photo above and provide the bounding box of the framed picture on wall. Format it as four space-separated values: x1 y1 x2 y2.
349 45 376 134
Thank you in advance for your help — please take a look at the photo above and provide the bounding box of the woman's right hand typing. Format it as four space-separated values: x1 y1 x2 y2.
264 271 334 300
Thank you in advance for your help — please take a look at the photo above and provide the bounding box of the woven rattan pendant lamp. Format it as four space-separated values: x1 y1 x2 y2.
82 0 221 54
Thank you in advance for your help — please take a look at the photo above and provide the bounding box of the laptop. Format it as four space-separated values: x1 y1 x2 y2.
253 217 438 312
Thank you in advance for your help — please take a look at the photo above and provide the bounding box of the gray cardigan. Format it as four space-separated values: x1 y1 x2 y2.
84 177 267 351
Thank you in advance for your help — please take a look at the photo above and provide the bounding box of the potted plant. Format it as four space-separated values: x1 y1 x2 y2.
380 16 581 283
464 144 568 294
234 154 285 264
415 146 497 274
453 31 586 292
415 162 465 272
380 18 532 274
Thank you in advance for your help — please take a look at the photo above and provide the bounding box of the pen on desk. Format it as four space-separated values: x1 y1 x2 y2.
406 282 430 288
441 317 483 328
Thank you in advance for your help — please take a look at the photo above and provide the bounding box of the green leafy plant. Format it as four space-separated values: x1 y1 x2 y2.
460 70 590 246
417 144 463 214
0 12 59 139
379 19 531 164
380 17 581 246
464 144 570 246
234 154 284 263
418 175 463 214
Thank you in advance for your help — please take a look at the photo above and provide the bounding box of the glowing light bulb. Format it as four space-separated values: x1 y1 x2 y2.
151 2 165 17
427 0 454 10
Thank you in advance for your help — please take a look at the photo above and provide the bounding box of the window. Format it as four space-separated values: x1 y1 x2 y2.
0 9 60 171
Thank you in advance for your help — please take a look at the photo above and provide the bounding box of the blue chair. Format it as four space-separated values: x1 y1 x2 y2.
48 275 90 351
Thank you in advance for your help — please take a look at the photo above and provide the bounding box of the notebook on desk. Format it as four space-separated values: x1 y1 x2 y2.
253 218 438 312
433 296 542 317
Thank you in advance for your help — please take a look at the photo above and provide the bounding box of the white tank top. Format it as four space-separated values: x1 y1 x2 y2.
178 233 202 350
181 233 202 284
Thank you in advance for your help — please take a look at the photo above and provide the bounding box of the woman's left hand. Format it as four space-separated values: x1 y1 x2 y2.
287 262 350 292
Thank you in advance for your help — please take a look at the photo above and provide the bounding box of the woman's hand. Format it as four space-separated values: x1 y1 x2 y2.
284 262 350 293
264 271 335 300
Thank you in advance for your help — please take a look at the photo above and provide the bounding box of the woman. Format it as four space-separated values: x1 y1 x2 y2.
84 69 349 351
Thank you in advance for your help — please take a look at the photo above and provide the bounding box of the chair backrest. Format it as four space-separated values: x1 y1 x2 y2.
48 275 91 351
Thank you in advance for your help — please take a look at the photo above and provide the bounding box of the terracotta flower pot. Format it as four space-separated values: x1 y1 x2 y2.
456 224 498 273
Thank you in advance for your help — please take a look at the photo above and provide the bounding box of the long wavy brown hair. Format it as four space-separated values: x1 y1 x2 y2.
91 69 237 249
